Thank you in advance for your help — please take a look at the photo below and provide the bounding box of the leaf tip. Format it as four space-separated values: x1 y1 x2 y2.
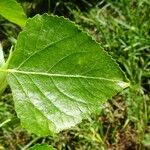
118 81 130 89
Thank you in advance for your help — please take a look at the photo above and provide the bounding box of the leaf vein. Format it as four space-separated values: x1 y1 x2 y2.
17 35 74 69
27 75 75 118
11 73 55 127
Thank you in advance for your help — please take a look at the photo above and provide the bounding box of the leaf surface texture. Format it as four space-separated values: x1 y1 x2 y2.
0 0 27 27
6 14 129 135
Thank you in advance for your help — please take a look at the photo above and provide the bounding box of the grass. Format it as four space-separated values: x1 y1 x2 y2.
0 0 150 149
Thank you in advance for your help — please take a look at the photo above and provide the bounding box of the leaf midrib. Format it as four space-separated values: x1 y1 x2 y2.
0 68 127 84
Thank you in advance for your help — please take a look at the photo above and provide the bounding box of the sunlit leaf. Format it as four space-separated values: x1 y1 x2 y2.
0 0 27 27
5 14 129 135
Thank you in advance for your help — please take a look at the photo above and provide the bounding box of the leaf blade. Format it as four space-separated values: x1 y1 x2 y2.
0 0 27 27
29 144 56 150
6 14 129 135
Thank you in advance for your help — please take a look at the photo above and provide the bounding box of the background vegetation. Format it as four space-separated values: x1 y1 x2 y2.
0 0 149 149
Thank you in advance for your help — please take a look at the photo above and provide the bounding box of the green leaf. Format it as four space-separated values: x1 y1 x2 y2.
0 0 27 27
29 144 56 150
0 47 12 95
0 43 7 94
4 14 129 135
0 71 7 95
